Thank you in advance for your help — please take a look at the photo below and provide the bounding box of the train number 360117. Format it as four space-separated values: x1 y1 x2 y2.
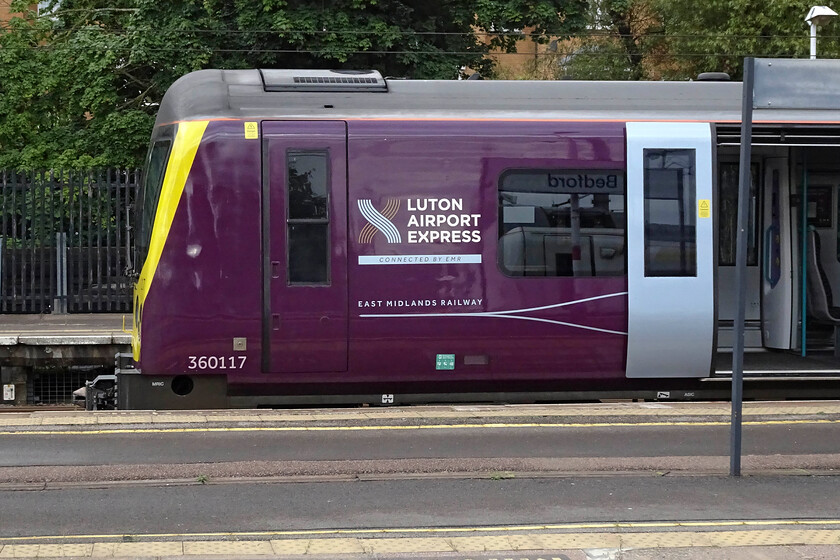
187 356 247 370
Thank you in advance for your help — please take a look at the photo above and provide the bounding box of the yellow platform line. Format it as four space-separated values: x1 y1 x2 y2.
2 418 839 436
1 528 840 557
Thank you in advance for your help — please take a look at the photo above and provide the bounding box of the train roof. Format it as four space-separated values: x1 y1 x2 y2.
154 68 840 129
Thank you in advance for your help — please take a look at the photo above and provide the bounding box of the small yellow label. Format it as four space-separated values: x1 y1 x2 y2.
244 122 259 139
698 199 711 218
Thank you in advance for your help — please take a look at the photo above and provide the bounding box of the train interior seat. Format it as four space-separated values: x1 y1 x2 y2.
805 228 840 356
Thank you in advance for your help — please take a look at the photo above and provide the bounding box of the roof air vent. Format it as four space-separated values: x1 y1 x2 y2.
259 69 387 92
696 72 731 81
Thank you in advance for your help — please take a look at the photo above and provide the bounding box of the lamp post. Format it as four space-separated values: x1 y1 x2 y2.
806 6 837 59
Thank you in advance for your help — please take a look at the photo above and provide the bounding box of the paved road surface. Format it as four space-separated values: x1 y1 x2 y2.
3 423 840 467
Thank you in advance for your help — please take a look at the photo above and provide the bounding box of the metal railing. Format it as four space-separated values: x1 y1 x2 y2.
0 169 139 313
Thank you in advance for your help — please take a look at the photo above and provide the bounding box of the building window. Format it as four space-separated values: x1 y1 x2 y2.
643 149 696 277
498 169 625 277
287 151 329 284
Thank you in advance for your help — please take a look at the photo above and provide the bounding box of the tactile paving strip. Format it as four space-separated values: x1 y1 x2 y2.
1 528 839 557
182 541 274 555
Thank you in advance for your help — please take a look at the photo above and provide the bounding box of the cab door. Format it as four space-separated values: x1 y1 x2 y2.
262 121 348 373
625 122 715 378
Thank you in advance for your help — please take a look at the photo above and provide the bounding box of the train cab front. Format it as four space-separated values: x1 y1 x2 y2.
117 116 241 410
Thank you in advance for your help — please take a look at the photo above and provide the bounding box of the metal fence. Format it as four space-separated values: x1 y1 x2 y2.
0 169 139 314
28 367 107 405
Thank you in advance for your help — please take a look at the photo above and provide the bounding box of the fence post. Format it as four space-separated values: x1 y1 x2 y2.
54 232 68 314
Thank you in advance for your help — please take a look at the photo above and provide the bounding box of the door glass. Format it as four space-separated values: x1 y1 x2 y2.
288 153 328 220
643 148 697 277
288 223 328 283
287 151 329 284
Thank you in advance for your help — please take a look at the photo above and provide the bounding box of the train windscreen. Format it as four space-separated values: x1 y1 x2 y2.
136 138 172 271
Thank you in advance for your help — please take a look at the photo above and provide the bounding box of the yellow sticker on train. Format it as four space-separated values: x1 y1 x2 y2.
699 199 711 218
244 122 259 139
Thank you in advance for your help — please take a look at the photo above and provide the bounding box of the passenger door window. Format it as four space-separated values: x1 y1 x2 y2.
643 149 696 277
286 151 330 284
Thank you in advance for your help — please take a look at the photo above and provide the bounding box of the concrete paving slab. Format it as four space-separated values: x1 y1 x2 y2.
623 545 840 559
149 415 209 424
2 523 840 558
183 541 274 555
93 415 155 425
111 542 184 557
0 417 39 426
46 415 98 425
363 536 453 554
269 540 310 555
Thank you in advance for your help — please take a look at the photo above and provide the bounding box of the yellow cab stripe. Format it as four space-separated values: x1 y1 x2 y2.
133 121 210 360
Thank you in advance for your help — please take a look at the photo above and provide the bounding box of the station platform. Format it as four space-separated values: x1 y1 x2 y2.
0 314 131 405
1 401 840 559
0 313 131 346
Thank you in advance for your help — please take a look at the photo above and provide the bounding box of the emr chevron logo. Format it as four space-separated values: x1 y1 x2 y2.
358 199 401 244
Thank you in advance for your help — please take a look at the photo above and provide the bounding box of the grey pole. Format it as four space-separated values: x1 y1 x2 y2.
54 232 68 314
731 57 755 477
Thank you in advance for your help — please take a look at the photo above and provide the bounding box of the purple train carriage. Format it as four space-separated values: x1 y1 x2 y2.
118 68 840 409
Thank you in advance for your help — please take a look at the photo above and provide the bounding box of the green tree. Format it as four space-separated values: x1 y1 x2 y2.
0 0 161 169
655 0 840 79
557 0 665 80
0 0 587 169
554 0 839 82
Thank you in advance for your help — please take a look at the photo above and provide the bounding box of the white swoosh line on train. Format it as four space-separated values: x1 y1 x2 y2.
360 291 629 335
358 199 401 243
480 314 627 335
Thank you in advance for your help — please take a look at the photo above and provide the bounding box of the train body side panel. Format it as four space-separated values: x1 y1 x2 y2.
140 118 628 393
346 120 628 384
139 121 263 377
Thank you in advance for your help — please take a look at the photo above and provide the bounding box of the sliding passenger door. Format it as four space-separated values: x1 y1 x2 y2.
625 122 715 378
762 158 794 349
262 121 348 373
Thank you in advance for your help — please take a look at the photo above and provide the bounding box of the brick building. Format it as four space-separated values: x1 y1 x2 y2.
0 1 16 21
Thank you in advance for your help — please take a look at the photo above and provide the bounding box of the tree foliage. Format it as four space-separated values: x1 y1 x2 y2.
548 0 840 81
0 0 587 169
4 0 833 170
517 0 667 81
555 0 657 80
656 0 840 79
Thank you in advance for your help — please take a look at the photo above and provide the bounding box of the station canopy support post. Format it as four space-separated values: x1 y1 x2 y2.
731 57 840 477
731 57 754 478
